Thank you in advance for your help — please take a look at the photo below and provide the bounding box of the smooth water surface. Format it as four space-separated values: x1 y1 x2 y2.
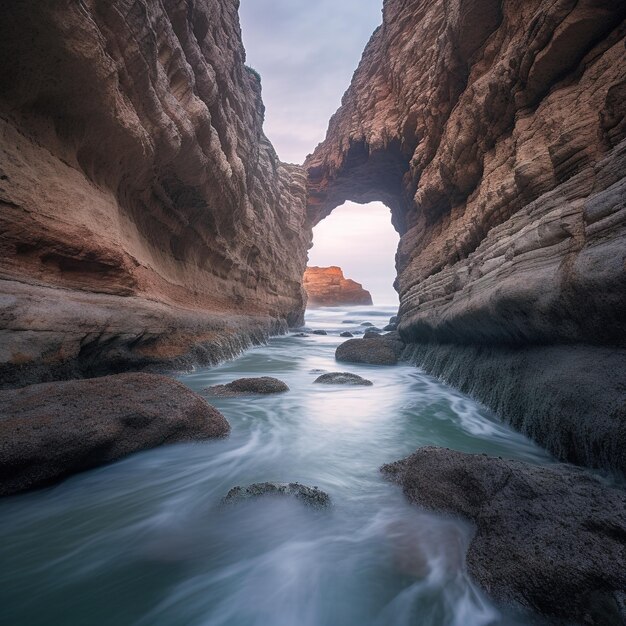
0 306 552 626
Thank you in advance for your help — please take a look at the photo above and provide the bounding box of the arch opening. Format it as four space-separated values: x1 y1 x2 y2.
307 200 400 307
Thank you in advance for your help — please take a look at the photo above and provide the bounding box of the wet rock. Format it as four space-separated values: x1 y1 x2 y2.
389 316 399 325
340 331 354 338
361 322 374 327
312 330 328 336
342 320 359 324
292 333 310 338
313 372 373 386
363 330 382 339
336 336 405 366
0 373 230 496
204 377 289 397
222 482 330 509
383 323 397 331
382 447 626 626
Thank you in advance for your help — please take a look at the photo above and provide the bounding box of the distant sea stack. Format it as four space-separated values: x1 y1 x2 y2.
304 266 373 307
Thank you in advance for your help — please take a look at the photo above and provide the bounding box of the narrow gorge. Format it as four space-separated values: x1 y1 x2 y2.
0 1 625 625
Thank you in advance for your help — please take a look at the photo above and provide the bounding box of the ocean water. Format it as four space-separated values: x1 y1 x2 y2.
0 306 551 626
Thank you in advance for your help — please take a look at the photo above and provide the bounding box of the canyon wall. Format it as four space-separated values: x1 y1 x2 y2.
303 266 373 307
0 0 310 387
307 0 626 473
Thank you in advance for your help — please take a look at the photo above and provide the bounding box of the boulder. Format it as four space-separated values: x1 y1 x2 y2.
204 377 289 397
292 333 310 338
363 330 382 338
0 373 229 496
383 323 397 331
340 331 354 338
336 337 405 366
361 322 374 327
382 447 626 625
313 372 373 386
222 482 330 508
312 330 328 336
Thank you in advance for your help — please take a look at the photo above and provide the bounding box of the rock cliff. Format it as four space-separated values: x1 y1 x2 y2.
307 0 626 474
303 266 373 307
0 0 310 387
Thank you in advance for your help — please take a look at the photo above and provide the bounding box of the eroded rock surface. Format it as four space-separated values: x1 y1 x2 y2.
0 373 229 496
336 336 405 366
204 377 289 397
303 266 373 307
307 0 626 472
382 447 626 626
0 0 310 386
313 372 373 386
222 482 330 508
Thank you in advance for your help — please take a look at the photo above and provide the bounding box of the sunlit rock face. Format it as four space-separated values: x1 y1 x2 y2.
304 266 373 307
0 0 310 386
307 0 626 472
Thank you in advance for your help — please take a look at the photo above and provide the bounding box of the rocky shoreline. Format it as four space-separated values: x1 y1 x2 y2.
382 447 626 626
0 0 624 623
0 373 230 497
402 342 626 477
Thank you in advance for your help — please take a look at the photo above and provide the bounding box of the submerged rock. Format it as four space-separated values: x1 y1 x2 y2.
223 482 330 508
312 330 328 336
363 330 382 338
204 377 289 397
0 373 230 496
292 333 310 338
340 331 354 338
360 322 374 327
382 447 626 626
336 336 405 366
313 372 373 386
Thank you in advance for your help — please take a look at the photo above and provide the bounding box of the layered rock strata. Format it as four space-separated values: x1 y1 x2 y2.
382 447 626 626
306 0 626 473
303 266 373 307
0 0 310 387
0 373 230 496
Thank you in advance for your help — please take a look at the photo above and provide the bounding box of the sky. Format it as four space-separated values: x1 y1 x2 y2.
239 0 400 305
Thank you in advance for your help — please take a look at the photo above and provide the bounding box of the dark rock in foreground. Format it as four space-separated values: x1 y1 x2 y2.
223 482 330 508
382 447 626 626
0 373 229 496
312 330 328 336
340 331 354 338
383 323 397 331
313 372 373 386
336 336 405 365
204 377 289 397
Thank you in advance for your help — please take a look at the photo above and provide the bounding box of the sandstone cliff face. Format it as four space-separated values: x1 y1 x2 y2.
0 0 310 386
307 0 626 348
307 0 626 473
303 266 373 307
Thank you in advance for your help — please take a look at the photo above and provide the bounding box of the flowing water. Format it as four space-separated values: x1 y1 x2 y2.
0 306 552 626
